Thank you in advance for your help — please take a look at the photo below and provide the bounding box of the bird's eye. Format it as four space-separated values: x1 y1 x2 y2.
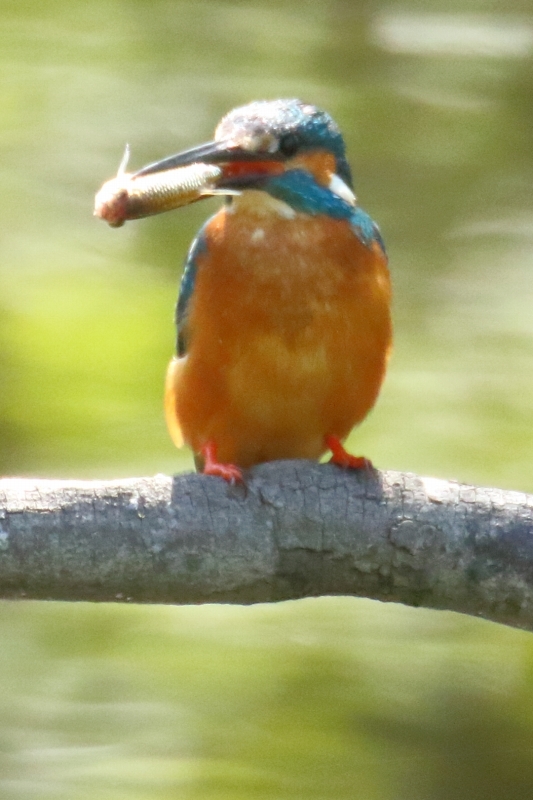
278 133 300 158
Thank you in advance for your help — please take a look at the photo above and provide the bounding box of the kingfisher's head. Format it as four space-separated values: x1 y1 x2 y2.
135 99 358 215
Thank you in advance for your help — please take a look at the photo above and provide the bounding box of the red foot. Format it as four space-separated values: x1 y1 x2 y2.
200 441 243 483
325 435 372 470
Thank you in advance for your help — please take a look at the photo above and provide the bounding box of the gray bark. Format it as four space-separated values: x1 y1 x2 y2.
1 461 532 630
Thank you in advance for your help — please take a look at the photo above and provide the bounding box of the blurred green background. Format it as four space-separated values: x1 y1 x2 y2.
1 0 533 797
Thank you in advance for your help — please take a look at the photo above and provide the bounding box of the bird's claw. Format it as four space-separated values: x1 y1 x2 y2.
200 441 244 483
325 435 372 471
203 461 244 483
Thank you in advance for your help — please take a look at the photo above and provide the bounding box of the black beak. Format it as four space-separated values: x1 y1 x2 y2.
133 140 277 178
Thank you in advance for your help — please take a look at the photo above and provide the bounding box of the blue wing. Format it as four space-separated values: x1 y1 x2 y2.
175 218 211 356
349 207 387 255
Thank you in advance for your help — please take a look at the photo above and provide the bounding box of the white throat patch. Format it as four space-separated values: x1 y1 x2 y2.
228 190 296 219
328 174 356 206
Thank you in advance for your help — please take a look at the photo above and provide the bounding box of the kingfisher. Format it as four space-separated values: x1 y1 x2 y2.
135 99 392 482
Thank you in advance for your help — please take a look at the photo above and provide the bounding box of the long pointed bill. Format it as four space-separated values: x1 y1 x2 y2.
133 139 284 191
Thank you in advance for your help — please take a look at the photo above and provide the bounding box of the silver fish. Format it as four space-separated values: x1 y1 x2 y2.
95 146 222 228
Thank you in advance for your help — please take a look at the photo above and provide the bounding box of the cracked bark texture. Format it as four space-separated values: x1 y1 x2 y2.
1 461 533 630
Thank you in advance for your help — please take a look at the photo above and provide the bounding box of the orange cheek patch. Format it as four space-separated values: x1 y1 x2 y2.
287 151 337 186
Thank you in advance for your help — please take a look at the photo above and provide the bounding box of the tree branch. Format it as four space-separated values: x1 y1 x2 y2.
1 461 532 629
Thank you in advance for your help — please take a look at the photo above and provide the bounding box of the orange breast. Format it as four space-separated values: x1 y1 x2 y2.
166 203 392 467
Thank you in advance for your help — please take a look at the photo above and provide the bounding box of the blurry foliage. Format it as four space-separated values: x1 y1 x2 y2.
1 0 533 798
2 598 533 800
